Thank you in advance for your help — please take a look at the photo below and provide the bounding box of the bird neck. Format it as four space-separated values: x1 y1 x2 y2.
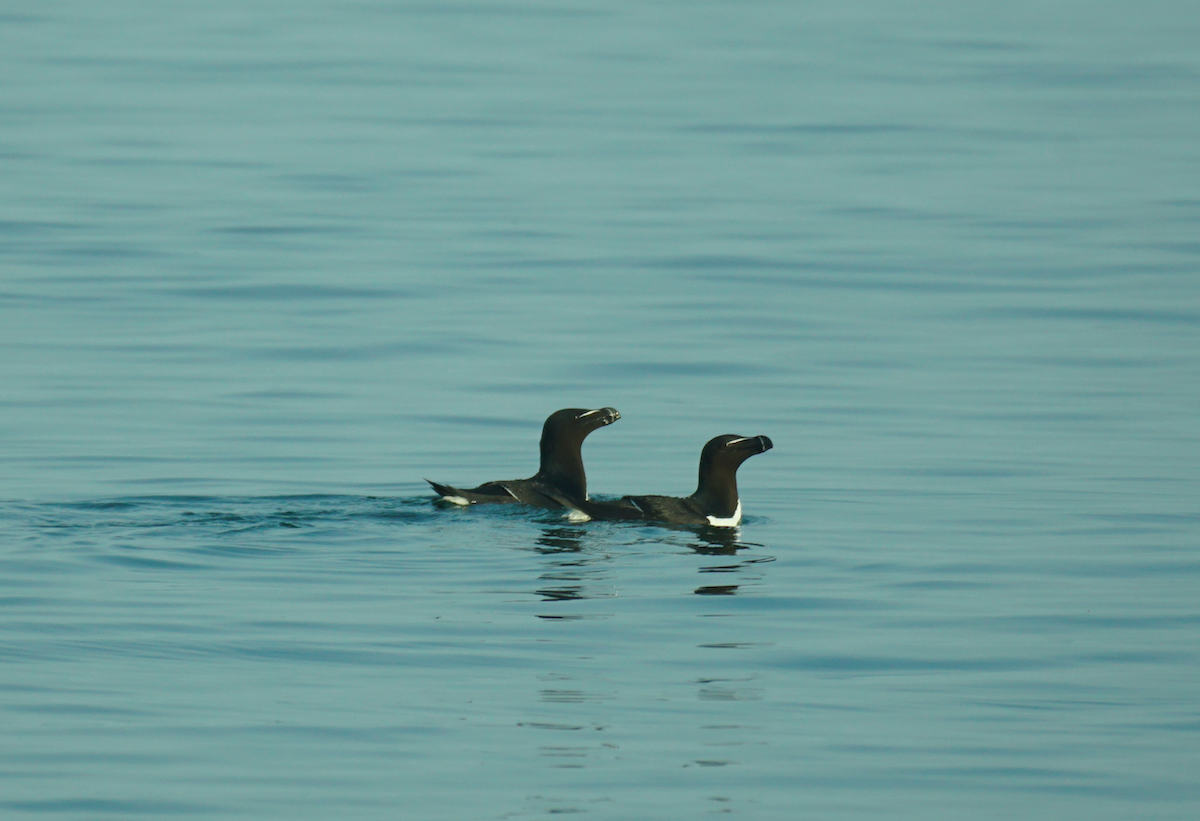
694 468 739 518
538 439 586 500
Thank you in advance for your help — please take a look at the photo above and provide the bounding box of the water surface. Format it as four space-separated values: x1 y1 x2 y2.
2 1 1199 818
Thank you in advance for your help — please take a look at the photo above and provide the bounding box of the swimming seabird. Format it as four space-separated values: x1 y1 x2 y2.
426 407 621 509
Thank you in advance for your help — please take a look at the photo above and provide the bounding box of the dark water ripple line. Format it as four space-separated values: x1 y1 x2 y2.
767 771 1200 801
585 361 773 379
679 122 933 136
0 636 548 668
976 614 1200 631
776 654 1056 673
0 798 217 815
0 750 194 765
968 306 1200 326
223 723 444 743
169 284 419 302
12 495 439 532
8 702 152 717
91 553 208 572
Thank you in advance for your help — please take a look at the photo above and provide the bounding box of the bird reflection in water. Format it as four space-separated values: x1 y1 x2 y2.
528 524 773 600
532 526 609 603
689 528 773 596
535 526 585 555
690 526 746 555
694 583 739 596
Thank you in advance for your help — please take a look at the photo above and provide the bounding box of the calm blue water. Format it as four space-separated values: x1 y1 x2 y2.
3 1 1199 818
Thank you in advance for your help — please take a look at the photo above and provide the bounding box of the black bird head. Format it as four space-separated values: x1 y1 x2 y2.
541 407 621 448
693 434 773 517
700 434 773 469
536 407 621 499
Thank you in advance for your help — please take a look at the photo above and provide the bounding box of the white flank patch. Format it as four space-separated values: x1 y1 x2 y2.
706 500 742 527
565 508 592 523
442 495 471 506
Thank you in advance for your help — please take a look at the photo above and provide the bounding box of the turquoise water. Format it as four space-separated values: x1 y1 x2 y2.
3 1 1199 818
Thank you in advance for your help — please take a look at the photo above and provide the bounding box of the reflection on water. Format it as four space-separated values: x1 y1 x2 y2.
689 529 775 595
689 526 748 556
535 585 591 603
534 526 586 555
695 584 740 596
532 525 617 602
525 521 779 599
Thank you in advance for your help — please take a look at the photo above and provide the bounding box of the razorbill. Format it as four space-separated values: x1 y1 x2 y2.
426 407 620 509
548 434 772 527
